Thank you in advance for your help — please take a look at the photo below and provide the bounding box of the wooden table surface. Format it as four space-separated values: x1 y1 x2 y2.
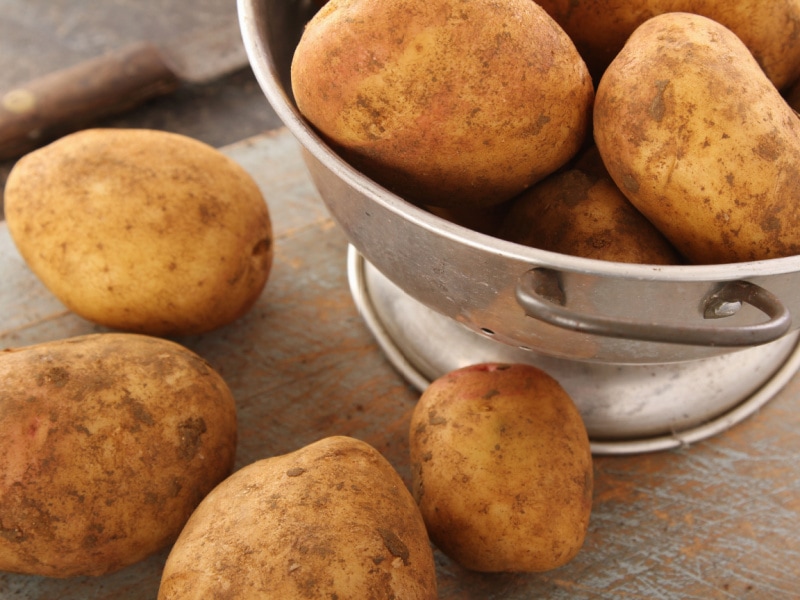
1 128 798 599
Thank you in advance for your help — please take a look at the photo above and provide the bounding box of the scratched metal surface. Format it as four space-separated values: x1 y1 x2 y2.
0 129 799 599
0 0 243 85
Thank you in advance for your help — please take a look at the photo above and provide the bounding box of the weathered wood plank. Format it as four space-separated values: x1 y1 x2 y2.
1 128 798 598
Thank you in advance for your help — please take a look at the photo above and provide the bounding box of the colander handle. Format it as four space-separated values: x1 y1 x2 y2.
515 268 792 347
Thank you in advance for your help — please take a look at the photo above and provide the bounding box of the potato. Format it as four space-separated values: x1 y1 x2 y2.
158 436 437 599
536 0 800 90
569 143 614 180
497 168 684 264
424 202 510 237
409 363 593 573
0 333 237 577
291 0 594 209
594 12 800 264
786 78 800 113
4 128 273 336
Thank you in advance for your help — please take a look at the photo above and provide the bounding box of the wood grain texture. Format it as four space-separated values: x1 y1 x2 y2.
1 128 798 598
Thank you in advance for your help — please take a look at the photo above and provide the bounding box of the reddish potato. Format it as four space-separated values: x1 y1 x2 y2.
0 333 237 577
410 363 593 573
291 0 593 209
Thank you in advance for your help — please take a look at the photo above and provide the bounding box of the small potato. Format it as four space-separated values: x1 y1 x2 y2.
4 128 273 336
291 0 593 209
158 436 438 599
410 363 593 573
0 333 237 577
497 168 684 264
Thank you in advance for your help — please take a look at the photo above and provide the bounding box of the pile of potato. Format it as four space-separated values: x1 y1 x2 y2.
1 122 592 594
0 129 273 578
291 0 800 265
13 0 800 593
0 333 239 578
157 363 592 598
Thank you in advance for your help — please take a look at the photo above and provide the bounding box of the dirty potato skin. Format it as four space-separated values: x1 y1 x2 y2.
498 168 684 264
409 363 593 573
4 128 273 336
0 333 237 578
158 436 437 600
291 0 594 209
536 0 800 90
594 12 800 264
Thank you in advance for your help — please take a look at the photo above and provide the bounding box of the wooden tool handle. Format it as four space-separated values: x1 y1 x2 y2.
0 42 181 161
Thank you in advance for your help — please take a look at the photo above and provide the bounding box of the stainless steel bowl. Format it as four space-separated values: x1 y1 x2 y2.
239 0 800 366
239 0 800 451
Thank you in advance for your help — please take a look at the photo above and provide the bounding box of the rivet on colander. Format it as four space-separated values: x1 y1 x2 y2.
706 299 742 318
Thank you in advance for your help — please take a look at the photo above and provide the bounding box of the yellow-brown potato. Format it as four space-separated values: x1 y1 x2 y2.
291 0 594 209
497 169 684 264
4 128 273 336
536 0 800 90
594 12 800 264
158 436 437 599
0 333 237 578
409 363 593 573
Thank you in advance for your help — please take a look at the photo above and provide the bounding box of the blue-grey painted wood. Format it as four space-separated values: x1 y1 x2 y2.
1 129 798 598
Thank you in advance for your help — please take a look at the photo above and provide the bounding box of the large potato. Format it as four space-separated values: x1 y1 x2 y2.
498 168 683 264
536 0 800 90
291 0 593 209
158 436 437 599
0 333 237 577
594 12 800 264
4 128 273 336
409 363 593 573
